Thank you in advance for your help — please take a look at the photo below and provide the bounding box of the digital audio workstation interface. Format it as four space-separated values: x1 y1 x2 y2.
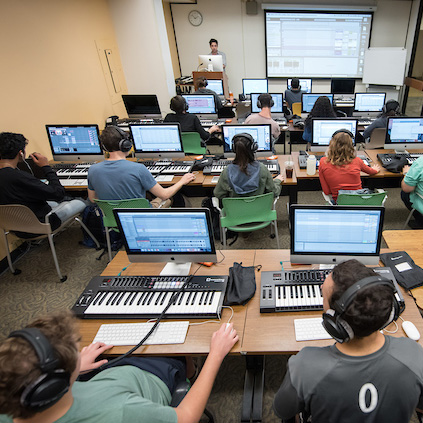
206 79 224 96
251 93 284 113
117 211 213 253
130 124 183 152
302 94 334 113
222 125 272 152
47 125 101 154
182 95 216 114
354 93 386 112
312 119 358 146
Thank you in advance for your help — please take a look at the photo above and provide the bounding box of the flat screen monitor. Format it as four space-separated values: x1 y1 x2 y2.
130 123 184 158
287 79 312 93
206 79 224 96
222 124 272 158
251 93 284 114
122 95 161 119
290 205 384 265
331 78 356 95
354 93 386 112
182 94 217 119
198 55 223 72
384 117 423 151
114 208 217 274
242 79 269 97
301 94 334 113
46 124 103 162
311 118 358 152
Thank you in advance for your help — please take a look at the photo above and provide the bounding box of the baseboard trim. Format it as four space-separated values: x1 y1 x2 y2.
0 242 29 275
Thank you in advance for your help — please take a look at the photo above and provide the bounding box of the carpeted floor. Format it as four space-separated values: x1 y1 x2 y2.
0 187 420 422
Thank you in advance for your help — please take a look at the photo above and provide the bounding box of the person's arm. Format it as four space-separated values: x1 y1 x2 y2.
175 323 238 423
193 116 212 141
79 342 113 373
149 173 196 201
302 126 312 143
318 162 331 195
362 119 380 140
263 166 282 197
359 159 380 175
402 165 416 193
87 188 96 203
213 168 230 199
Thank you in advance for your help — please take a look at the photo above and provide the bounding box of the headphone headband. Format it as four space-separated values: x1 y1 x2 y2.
112 126 133 153
231 132 258 154
332 128 354 140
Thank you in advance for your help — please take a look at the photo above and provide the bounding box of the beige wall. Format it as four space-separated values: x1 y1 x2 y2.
163 2 181 79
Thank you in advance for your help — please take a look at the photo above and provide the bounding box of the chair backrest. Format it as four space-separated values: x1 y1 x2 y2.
181 132 206 155
0 205 51 234
221 192 276 227
367 128 386 149
337 191 387 206
292 102 302 116
95 198 150 228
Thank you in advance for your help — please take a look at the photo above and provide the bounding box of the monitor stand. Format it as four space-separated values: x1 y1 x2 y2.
160 262 192 276
395 148 409 154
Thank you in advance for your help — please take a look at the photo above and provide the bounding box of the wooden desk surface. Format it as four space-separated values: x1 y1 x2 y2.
78 250 255 356
241 249 423 354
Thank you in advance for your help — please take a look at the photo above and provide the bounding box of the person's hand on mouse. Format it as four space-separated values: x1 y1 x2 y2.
209 323 238 362
181 172 196 185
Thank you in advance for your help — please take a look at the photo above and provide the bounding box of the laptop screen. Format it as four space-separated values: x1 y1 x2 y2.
122 95 161 116
182 94 216 114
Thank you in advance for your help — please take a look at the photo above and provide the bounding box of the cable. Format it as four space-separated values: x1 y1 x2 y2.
117 263 132 277
188 305 234 327
383 319 399 334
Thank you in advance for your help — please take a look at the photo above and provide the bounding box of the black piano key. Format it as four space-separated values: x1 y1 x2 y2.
186 292 192 305
106 292 118 306
191 292 197 305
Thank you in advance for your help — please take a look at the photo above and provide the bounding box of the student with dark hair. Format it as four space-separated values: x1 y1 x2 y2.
0 310 238 423
209 38 226 69
273 259 423 422
87 126 195 205
164 95 220 144
214 133 283 199
284 77 303 108
194 76 222 110
363 99 401 140
302 95 337 143
0 132 87 232
319 130 380 203
244 93 281 140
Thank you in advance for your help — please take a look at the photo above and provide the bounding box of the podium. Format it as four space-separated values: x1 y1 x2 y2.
192 71 229 99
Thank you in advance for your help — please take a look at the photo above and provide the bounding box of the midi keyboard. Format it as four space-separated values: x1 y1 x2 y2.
52 162 94 178
141 160 194 175
377 153 423 167
203 159 280 175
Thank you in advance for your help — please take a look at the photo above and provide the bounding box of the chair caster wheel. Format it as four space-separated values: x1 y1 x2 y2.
59 276 68 283
270 234 276 239
12 269 22 276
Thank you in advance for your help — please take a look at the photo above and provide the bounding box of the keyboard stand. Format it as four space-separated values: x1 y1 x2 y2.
241 356 265 423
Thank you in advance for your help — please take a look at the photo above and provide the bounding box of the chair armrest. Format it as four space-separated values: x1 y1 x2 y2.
321 192 333 205
170 381 191 407
272 196 279 210
212 197 221 212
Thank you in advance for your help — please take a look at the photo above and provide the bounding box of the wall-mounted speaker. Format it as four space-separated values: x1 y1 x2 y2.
246 1 258 15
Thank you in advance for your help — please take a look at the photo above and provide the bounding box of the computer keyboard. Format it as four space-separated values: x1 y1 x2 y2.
294 318 332 341
93 321 190 346
59 179 87 186
358 119 376 126
203 159 280 175
200 119 218 126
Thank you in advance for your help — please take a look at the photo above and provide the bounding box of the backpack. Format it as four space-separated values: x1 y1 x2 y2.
81 205 123 250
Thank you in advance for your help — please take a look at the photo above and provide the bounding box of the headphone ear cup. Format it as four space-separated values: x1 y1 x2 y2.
119 139 133 152
270 97 274 108
185 100 189 111
322 309 353 343
257 99 261 109
204 79 208 87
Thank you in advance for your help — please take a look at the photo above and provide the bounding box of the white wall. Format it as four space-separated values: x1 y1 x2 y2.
171 0 417 96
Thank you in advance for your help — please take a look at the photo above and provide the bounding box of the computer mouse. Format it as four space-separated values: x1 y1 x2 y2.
225 323 234 333
402 320 421 341
282 126 288 130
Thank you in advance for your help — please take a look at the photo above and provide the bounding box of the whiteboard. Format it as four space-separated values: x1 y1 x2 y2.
362 48 407 86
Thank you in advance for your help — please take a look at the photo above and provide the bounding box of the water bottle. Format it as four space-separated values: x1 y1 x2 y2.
307 154 316 175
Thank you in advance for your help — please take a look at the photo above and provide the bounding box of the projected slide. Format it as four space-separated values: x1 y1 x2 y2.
265 11 372 78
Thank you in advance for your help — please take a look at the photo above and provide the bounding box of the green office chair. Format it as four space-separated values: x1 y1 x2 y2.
95 198 150 262
322 189 387 206
212 193 280 248
181 132 207 155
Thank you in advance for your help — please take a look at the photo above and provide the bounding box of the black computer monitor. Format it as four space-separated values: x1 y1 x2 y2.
182 94 217 119
242 79 269 97
331 78 356 95
290 204 385 265
122 95 161 119
222 124 273 158
311 118 358 152
384 117 423 151
354 93 386 113
114 208 217 275
250 93 284 114
206 79 224 96
287 78 312 93
301 94 334 113
46 124 103 162
130 123 185 159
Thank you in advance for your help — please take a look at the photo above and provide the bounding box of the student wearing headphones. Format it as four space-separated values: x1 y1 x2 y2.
303 96 337 143
213 133 284 199
274 259 423 422
244 93 281 140
363 99 401 140
194 76 223 110
0 132 87 232
87 126 195 205
319 130 380 203
284 77 303 109
0 310 238 423
164 96 220 145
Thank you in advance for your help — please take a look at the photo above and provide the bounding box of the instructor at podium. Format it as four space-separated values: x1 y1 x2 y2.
209 38 226 70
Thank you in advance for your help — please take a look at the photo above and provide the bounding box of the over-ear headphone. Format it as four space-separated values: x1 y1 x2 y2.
231 132 258 153
322 275 404 343
113 126 133 152
332 128 354 141
8 328 70 411
382 99 400 115
170 96 189 112
257 93 274 110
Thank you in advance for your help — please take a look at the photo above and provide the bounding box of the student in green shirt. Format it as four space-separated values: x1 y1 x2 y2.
401 156 423 229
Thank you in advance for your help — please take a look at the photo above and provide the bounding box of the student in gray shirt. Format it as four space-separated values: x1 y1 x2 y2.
273 259 423 423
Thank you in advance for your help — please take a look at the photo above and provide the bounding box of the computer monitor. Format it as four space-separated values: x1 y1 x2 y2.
114 208 217 275
242 79 269 97
46 124 103 162
182 94 217 120
130 123 185 159
206 79 224 96
311 118 358 152
301 94 334 113
222 124 272 158
331 78 356 95
287 78 312 93
250 93 284 114
198 55 223 72
354 93 386 114
290 204 385 265
384 117 423 151
122 95 161 119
